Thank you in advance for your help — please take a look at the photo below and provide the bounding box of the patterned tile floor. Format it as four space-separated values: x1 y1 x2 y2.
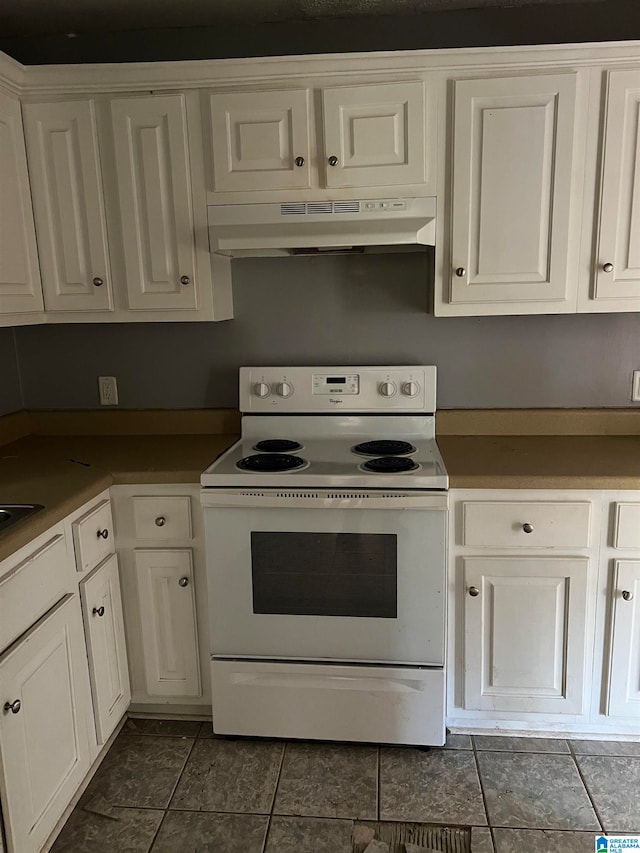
50 719 640 853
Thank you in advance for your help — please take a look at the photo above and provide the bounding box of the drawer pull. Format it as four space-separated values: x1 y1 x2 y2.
522 523 534 533
155 516 166 527
92 606 105 617
4 699 21 714
178 576 190 588
97 529 109 540
622 590 634 602
468 586 480 597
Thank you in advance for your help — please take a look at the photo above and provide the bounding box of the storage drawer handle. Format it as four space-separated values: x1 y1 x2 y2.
155 516 166 527
622 590 634 601
178 576 190 588
93 606 105 617
468 586 480 597
97 529 109 540
4 699 21 714
522 523 534 533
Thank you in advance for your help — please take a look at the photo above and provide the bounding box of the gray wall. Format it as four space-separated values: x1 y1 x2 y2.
0 329 22 415
12 254 640 410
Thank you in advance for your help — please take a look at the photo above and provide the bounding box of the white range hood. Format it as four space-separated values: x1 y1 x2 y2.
207 197 436 257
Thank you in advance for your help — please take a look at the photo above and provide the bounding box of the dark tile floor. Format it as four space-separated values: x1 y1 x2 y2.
50 719 640 853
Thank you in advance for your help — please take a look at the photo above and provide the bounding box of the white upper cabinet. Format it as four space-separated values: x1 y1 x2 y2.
23 99 113 313
0 91 43 318
443 72 585 315
111 94 198 311
590 70 640 308
208 81 428 196
210 89 311 192
322 82 425 189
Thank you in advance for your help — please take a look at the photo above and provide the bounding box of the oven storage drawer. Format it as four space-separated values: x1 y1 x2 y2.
461 500 592 548
210 659 445 746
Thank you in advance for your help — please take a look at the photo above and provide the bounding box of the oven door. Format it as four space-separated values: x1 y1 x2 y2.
201 490 447 666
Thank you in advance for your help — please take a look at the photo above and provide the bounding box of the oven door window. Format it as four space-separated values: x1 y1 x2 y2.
251 531 397 618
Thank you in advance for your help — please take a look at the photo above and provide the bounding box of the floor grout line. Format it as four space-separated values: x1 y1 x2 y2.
471 737 491 830
261 740 288 853
567 740 606 833
164 735 199 812
147 808 170 853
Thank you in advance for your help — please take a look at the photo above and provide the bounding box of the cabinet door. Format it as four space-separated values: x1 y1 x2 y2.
593 70 640 305
322 82 426 189
22 100 113 313
210 89 311 192
111 95 198 311
0 91 43 317
463 556 589 714
448 73 582 312
0 595 93 853
608 560 640 717
80 555 130 744
134 549 201 698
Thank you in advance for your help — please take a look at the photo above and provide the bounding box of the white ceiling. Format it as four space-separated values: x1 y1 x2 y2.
0 0 599 38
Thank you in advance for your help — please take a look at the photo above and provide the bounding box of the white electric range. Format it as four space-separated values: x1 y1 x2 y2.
201 366 449 746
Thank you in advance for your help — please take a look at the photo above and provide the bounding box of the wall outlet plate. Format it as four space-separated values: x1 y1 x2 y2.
633 371 640 403
98 376 119 406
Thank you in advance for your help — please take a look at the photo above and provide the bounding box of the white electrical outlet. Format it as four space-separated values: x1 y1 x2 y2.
633 371 640 403
98 376 119 406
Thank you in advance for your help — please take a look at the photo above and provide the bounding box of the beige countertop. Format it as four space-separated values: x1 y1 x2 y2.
439 434 640 489
0 433 238 562
3 406 640 563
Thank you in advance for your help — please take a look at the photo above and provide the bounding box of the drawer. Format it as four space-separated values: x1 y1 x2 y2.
132 496 192 540
614 503 640 549
73 499 115 572
0 532 69 649
461 501 592 549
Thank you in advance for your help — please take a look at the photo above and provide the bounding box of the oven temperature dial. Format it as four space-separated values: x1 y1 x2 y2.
379 381 397 398
276 381 294 398
401 381 420 398
253 382 271 398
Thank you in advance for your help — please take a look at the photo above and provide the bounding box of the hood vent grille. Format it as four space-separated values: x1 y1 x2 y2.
280 201 362 217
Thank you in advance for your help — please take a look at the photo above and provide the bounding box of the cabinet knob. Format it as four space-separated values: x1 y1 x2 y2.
295 156 305 167
92 606 105 617
622 590 634 601
92 277 103 287
328 155 338 166
603 262 614 273
522 523 534 533
468 586 480 597
178 576 190 588
97 528 109 540
180 275 191 286
4 699 21 714
455 267 466 277
155 516 166 527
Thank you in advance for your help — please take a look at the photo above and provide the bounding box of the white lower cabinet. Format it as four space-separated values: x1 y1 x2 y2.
463 556 589 714
111 484 210 711
80 554 130 744
133 549 201 698
0 595 94 853
607 561 640 718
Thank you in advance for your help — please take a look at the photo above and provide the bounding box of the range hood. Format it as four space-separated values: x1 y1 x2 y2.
207 197 436 258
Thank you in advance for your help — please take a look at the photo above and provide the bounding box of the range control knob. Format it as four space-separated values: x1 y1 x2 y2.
253 382 271 398
276 381 293 398
401 381 420 398
379 381 397 398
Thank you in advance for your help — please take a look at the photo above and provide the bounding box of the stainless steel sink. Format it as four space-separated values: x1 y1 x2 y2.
0 504 44 534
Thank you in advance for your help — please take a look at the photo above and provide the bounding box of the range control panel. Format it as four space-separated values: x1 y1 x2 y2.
240 366 437 413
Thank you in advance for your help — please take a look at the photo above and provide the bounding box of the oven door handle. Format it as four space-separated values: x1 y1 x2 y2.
229 671 430 693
